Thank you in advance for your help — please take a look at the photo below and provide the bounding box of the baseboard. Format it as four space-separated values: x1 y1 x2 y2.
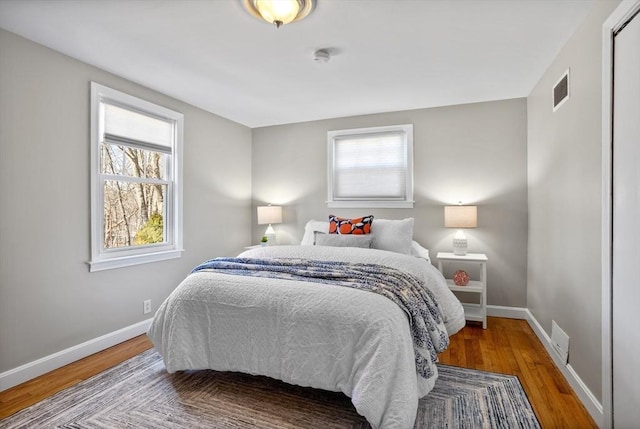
0 318 153 392
525 309 603 426
487 304 529 319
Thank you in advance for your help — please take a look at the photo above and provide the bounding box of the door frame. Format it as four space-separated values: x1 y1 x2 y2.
601 2 640 428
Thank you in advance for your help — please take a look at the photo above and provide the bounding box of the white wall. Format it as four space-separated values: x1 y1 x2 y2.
252 99 528 308
0 30 252 374
527 0 620 403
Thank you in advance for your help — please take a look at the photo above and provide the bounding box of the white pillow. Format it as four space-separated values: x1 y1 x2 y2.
301 220 330 245
410 240 431 263
301 218 414 255
370 218 414 255
314 232 374 248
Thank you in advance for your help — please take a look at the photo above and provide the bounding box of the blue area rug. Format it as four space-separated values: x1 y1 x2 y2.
1 349 540 428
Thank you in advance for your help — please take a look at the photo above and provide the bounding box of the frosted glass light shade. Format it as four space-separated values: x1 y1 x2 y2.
243 0 315 28
256 0 299 26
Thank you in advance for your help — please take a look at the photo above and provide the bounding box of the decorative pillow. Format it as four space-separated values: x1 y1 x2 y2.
329 215 374 235
301 220 330 245
370 218 414 255
314 232 374 248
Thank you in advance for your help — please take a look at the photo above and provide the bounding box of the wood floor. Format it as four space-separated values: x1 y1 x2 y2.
0 334 152 420
438 317 596 428
0 317 596 428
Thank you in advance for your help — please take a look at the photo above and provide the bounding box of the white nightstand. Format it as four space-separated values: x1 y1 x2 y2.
436 252 488 329
245 244 280 250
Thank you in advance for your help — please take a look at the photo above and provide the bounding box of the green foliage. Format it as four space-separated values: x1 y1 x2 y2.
135 213 164 245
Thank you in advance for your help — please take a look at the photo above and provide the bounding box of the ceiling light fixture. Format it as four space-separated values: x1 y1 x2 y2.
242 0 315 28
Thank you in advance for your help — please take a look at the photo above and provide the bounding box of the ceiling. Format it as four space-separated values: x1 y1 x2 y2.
0 0 593 128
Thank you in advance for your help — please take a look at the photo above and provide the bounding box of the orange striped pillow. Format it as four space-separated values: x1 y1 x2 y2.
329 215 374 235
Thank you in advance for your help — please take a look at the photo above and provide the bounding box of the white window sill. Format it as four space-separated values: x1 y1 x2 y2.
88 249 184 272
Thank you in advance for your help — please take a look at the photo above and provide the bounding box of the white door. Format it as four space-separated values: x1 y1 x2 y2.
612 9 640 428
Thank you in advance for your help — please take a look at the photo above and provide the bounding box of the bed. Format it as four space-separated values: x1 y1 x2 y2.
148 218 465 429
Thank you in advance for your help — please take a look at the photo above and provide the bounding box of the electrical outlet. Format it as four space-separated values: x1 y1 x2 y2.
143 299 152 315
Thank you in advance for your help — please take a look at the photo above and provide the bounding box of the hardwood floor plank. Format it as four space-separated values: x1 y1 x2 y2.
0 335 152 419
463 337 484 369
0 318 597 428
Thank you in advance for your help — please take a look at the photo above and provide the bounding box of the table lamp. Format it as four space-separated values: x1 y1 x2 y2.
257 205 282 245
444 204 477 255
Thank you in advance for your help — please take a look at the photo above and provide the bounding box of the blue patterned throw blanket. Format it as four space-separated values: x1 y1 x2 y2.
192 257 449 380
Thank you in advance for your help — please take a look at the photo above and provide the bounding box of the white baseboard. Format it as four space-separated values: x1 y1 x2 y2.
525 309 603 427
487 304 529 319
0 318 152 392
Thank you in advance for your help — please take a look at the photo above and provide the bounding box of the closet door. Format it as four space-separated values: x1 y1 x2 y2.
612 10 640 428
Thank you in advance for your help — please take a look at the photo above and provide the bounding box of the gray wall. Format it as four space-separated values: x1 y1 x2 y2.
527 0 620 403
0 30 252 373
252 99 528 308
2 0 614 406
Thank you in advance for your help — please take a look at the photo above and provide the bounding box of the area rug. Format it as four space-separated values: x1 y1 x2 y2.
1 349 540 428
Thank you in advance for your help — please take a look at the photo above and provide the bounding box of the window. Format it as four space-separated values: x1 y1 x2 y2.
89 83 183 271
327 124 414 208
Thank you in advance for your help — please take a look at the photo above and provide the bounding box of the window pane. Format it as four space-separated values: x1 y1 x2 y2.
334 133 406 199
103 181 167 249
100 143 167 180
335 167 405 199
335 134 404 168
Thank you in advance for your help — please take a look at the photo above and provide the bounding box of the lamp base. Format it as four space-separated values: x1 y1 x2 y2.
452 229 468 255
264 224 276 246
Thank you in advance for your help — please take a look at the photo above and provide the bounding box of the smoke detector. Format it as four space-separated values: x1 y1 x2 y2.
313 49 331 63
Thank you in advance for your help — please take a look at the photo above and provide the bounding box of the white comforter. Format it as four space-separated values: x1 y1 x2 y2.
148 245 464 429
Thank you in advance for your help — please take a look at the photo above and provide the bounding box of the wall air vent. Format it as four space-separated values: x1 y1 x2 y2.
552 69 570 112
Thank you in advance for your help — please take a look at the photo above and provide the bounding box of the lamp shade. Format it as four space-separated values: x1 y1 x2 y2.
257 205 282 225
444 205 477 228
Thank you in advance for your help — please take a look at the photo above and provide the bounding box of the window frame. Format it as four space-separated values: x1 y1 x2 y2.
327 124 414 208
88 82 184 272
